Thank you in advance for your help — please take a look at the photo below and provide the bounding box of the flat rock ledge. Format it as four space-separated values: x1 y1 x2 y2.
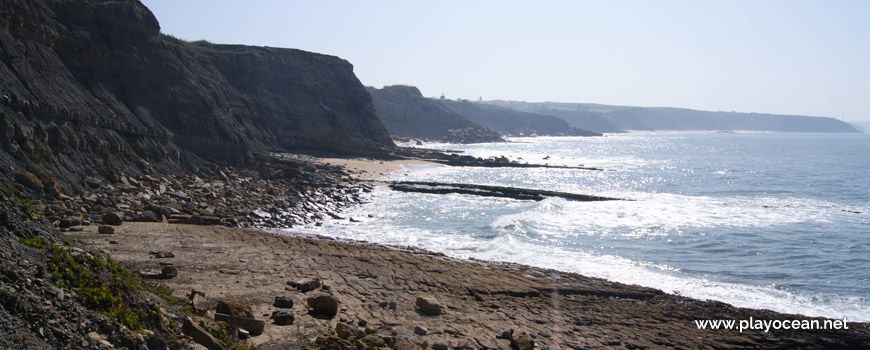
68 222 870 349
388 181 625 201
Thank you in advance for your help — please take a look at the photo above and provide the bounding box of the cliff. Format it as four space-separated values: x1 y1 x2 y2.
367 86 504 143
487 101 862 133
0 0 394 191
437 99 601 137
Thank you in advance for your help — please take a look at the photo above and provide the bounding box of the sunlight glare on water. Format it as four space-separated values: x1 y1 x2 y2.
293 133 870 321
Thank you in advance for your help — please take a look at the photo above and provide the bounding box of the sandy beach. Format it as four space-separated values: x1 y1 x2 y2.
316 157 439 180
68 222 870 349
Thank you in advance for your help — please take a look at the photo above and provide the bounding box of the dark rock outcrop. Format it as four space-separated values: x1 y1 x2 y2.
367 85 504 143
0 0 394 193
306 293 339 318
389 181 624 202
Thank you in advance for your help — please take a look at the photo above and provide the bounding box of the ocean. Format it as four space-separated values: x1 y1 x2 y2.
295 132 870 322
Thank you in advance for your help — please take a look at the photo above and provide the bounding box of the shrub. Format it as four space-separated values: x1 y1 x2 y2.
45 244 161 332
17 236 45 249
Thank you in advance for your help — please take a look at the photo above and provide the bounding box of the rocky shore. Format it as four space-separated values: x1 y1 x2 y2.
22 156 371 232
4 1 863 349
4 155 870 349
69 221 870 349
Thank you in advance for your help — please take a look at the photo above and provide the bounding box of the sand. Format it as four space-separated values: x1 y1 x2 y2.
68 222 869 349
315 158 439 181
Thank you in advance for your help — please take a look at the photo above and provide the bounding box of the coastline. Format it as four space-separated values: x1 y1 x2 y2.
68 222 870 349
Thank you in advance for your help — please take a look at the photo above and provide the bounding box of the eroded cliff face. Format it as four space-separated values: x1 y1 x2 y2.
367 85 504 143
0 0 393 190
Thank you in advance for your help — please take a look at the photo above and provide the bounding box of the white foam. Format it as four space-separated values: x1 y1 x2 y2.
290 187 869 322
289 135 870 321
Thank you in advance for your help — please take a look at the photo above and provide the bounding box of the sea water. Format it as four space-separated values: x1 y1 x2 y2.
294 132 870 321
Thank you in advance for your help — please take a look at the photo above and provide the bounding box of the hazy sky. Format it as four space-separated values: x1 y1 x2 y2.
142 0 869 121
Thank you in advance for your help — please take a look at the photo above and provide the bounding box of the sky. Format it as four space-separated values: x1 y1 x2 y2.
141 0 870 122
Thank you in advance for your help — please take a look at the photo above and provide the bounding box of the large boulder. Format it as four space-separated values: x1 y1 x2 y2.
190 291 208 315
102 212 124 226
215 299 253 319
415 295 442 316
306 293 339 318
214 313 265 336
270 310 294 326
273 296 294 309
512 332 535 350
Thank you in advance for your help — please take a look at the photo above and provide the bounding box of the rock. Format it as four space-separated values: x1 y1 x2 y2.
270 311 294 325
137 210 159 222
273 296 294 309
250 209 270 218
161 265 177 279
214 313 265 336
336 322 365 340
393 329 424 347
394 339 418 350
165 191 188 200
237 328 250 340
156 206 173 219
216 299 253 319
44 181 64 198
356 334 387 349
193 215 222 225
46 285 64 301
287 277 321 292
150 251 175 258
102 212 124 226
87 332 111 347
433 342 449 350
496 329 513 340
306 293 339 318
15 172 44 191
415 295 442 316
84 177 102 188
97 225 115 235
138 269 165 279
414 325 427 336
512 332 534 350
190 292 208 315
314 336 354 350
453 341 474 350
182 317 227 350
59 217 81 228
